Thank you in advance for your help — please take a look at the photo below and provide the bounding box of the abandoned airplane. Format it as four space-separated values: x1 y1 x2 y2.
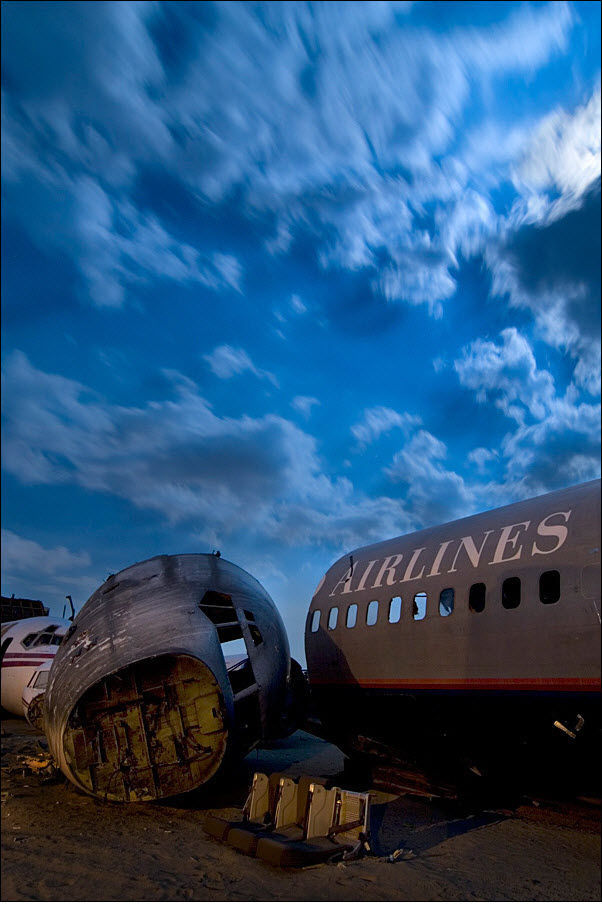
305 478 601 785
1 616 71 725
44 553 304 802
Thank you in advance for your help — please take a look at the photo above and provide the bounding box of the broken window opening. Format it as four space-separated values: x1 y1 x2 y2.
199 591 238 626
413 592 427 621
502 577 521 610
221 638 248 659
328 607 339 630
227 658 255 695
310 610 320 632
469 582 486 613
439 588 454 617
388 596 402 623
540 570 560 604
248 624 263 646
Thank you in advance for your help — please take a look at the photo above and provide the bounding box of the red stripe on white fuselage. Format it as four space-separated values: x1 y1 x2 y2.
310 676 601 692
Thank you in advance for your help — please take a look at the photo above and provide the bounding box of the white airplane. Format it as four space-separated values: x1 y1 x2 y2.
1 616 71 724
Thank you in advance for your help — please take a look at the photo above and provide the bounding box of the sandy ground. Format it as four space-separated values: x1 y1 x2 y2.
1 717 600 902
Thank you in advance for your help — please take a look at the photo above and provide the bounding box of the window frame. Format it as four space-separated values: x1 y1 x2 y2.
469 581 486 613
366 600 379 626
540 569 561 605
413 591 427 621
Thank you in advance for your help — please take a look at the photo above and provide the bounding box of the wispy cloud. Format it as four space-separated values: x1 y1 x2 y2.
204 345 278 386
454 328 556 423
351 406 421 446
1 529 96 604
1 0 579 315
1 352 417 550
291 396 320 418
384 430 475 527
454 329 600 494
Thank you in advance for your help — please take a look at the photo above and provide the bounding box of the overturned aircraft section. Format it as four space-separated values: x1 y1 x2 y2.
44 554 299 802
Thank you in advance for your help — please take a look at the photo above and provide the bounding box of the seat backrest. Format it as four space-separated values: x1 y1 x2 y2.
305 784 339 839
295 775 323 829
247 773 270 822
274 777 297 827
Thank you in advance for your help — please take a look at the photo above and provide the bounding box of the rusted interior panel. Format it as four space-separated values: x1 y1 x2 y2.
62 654 228 802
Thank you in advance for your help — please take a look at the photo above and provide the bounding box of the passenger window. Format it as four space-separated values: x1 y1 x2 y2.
366 600 379 626
469 582 486 613
328 607 339 630
439 588 454 617
388 596 402 623
310 610 320 632
540 570 560 604
413 592 427 620
346 604 357 628
502 577 521 609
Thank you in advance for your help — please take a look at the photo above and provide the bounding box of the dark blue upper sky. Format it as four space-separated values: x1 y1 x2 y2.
2 1 600 660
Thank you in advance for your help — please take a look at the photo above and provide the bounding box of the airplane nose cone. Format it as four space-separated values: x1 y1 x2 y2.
61 653 228 802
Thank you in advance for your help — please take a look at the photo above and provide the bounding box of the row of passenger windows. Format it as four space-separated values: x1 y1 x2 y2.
310 570 561 633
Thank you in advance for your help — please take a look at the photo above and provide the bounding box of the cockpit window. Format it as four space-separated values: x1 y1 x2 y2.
34 670 49 689
35 633 53 646
22 634 37 648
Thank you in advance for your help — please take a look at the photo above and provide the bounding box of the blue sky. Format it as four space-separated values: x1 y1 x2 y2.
2 0 600 662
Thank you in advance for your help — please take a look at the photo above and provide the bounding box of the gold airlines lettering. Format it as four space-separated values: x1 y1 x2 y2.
329 510 572 596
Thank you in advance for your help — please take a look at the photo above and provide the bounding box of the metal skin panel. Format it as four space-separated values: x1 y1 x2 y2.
45 554 291 801
305 480 601 770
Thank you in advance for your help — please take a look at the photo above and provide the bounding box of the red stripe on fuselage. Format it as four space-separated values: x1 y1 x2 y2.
1 661 45 668
310 676 601 692
3 652 55 659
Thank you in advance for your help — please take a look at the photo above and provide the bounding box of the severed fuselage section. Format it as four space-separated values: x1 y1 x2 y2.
44 554 300 802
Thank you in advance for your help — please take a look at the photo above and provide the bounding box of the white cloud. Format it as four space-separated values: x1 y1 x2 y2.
468 447 499 473
512 84 601 216
1 352 417 551
384 430 474 526
454 328 556 423
453 330 600 495
495 395 601 497
351 406 421 446
1 529 96 604
291 396 320 418
203 345 278 386
290 295 307 315
1 0 577 313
